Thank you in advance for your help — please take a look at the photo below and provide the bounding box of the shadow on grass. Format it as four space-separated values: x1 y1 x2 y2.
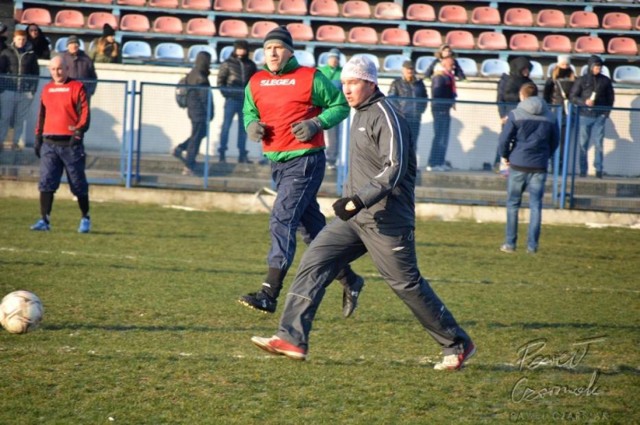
488 322 639 330
42 323 275 333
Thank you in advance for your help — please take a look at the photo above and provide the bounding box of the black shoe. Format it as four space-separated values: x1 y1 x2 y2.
238 157 253 164
238 290 277 313
596 171 603 179
343 275 364 318
173 147 185 160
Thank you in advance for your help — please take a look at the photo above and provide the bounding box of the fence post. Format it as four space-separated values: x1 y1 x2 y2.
203 87 213 189
125 80 137 189
336 113 351 197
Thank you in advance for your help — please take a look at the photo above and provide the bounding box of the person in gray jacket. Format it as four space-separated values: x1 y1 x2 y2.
250 55 476 370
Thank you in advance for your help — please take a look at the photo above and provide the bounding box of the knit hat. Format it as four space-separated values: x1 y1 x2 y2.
66 35 79 46
342 55 378 84
234 39 248 50
327 48 340 58
588 55 604 68
103 23 115 36
264 26 294 52
557 54 571 65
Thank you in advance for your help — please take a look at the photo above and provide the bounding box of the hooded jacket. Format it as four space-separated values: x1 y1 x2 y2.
217 50 257 99
543 66 575 108
0 41 40 93
497 57 533 118
185 51 214 122
569 55 614 118
498 96 559 172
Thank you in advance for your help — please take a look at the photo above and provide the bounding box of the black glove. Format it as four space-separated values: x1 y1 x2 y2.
70 130 84 145
247 121 266 141
34 135 43 158
291 118 322 142
332 196 364 221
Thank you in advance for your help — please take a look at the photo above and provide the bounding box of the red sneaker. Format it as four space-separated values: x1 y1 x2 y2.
434 341 476 371
251 336 307 361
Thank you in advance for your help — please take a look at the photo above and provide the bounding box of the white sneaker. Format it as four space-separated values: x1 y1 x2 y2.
434 341 476 371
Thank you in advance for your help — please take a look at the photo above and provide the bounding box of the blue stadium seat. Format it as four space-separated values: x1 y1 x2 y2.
415 56 436 75
219 45 234 62
480 58 509 77
382 54 411 73
154 42 184 61
294 50 316 67
612 66 640 84
122 40 152 59
54 36 86 53
457 57 478 78
188 45 217 63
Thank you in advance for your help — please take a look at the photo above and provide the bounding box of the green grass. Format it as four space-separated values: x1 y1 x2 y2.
0 197 638 424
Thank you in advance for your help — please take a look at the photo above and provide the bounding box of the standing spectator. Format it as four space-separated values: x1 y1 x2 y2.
238 26 364 316
172 51 214 176
317 47 343 168
0 29 40 150
424 44 466 81
30 55 91 233
426 58 456 172
89 24 119 64
26 23 50 59
569 55 614 179
217 40 257 163
250 55 476 370
388 59 428 151
543 55 575 170
61 36 97 99
0 23 8 54
498 83 558 254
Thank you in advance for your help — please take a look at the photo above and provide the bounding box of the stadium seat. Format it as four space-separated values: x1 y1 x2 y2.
380 28 410 46
547 63 576 78
457 57 478 77
317 51 346 67
412 29 442 48
121 40 152 59
250 21 278 39
149 0 180 7
348 27 378 45
477 32 507 50
580 64 610 78
252 48 265 66
574 36 605 54
480 58 509 77
181 0 212 10
374 2 403 20
186 18 216 36
471 7 501 26
153 16 183 34
188 44 216 63
19 8 52 26
294 50 315 67
213 0 243 12
612 65 640 84
315 25 346 43
535 9 566 28
341 1 371 19
569 11 599 29
503 8 533 27
406 4 435 22
438 5 467 24
286 23 314 42
382 54 411 72
541 34 571 53
54 10 84 28
278 0 307 15
120 14 151 32
444 30 474 50
87 12 118 30
351 53 380 71
529 60 544 79
415 56 436 74
310 0 339 17
154 42 184 61
218 19 249 38
54 36 85 53
607 37 638 56
85 0 113 3
219 45 234 62
509 33 539 51
245 0 276 14
602 12 633 30
117 0 146 5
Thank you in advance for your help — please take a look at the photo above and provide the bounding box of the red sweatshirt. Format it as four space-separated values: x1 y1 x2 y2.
36 78 89 137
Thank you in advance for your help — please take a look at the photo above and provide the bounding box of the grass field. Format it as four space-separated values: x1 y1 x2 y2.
0 197 638 424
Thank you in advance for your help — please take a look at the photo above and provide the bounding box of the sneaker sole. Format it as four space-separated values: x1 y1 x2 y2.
251 337 306 361
237 299 275 314
434 344 477 371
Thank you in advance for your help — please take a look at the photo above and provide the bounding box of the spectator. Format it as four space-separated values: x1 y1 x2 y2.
217 40 257 163
543 55 575 170
569 55 615 179
424 44 466 81
61 36 97 98
31 55 91 233
250 55 476 370
0 23 8 54
172 51 214 176
26 23 50 59
0 29 40 151
317 47 343 168
89 24 119 64
238 26 364 316
388 59 428 151
426 58 456 172
498 82 558 254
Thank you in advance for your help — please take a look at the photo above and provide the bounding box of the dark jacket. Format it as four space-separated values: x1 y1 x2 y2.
387 77 428 119
424 58 466 80
217 53 257 100
61 50 98 96
27 27 51 59
430 70 456 112
569 56 615 118
497 57 533 118
543 67 575 108
0 42 40 93
499 96 559 172
186 51 214 123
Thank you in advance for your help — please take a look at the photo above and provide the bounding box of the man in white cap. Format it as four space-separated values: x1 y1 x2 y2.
251 55 476 371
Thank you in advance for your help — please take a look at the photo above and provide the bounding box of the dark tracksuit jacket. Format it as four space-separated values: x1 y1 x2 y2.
569 56 615 119
217 53 257 99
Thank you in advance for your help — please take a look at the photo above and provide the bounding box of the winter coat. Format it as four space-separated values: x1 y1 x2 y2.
569 56 615 118
186 51 214 123
0 42 40 93
217 53 257 100
61 50 98 96
387 76 428 119
424 58 466 80
89 37 120 64
543 67 575 109
28 31 50 59
430 70 456 112
497 57 533 118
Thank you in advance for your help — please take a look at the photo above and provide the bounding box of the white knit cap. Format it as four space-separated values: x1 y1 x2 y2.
557 54 571 65
342 55 378 84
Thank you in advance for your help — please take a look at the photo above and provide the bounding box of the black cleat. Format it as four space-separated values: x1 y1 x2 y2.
238 290 277 314
342 276 364 318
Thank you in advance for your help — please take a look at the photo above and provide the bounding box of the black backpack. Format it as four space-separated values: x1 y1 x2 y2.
175 75 188 108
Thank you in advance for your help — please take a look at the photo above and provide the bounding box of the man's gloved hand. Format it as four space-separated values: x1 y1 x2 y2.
332 196 364 221
247 121 266 141
34 135 43 158
291 118 322 142
70 130 84 145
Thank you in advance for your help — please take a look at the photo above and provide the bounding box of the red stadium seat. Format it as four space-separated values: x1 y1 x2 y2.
541 34 571 53
85 0 113 3
438 5 467 24
19 8 52 26
315 25 346 43
509 33 539 51
181 0 212 10
310 0 339 17
445 30 474 49
412 29 442 48
342 1 371 18
120 14 151 32
277 0 307 15
149 0 180 7
245 0 276 14
569 11 599 29
250 21 278 39
286 23 314 42
347 27 378 45
87 12 118 30
607 37 638 55
602 12 632 30
213 0 243 12
117 0 146 5
406 4 435 22
574 36 605 54
54 10 84 28
471 7 501 26
186 18 216 36
153 16 183 34
536 9 566 28
477 32 507 50
374 2 403 20
380 28 410 46
218 19 249 38
504 8 533 26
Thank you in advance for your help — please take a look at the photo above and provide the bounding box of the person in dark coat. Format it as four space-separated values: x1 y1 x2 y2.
61 36 97 98
89 24 120 64
0 22 9 54
26 23 51 59
388 60 428 149
424 44 466 81
543 55 575 169
426 57 457 171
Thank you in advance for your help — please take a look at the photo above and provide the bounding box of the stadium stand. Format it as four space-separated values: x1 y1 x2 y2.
341 1 371 19
602 12 633 30
569 11 600 29
120 14 151 33
574 36 606 54
445 30 475 50
286 22 314 41
348 26 378 45
503 7 533 27
181 0 212 10
277 0 308 16
245 0 276 14
373 2 404 20
613 65 640 84
438 5 468 24
122 40 152 59
541 34 572 53
412 29 442 48
315 24 346 43
87 12 119 30
154 42 185 61
186 18 216 36
153 16 184 35
457 57 479 77
406 3 436 22
380 28 411 46
19 8 52 26
188 44 216 63
382 54 411 72
477 32 508 51
218 19 249 38
536 9 566 28
509 33 539 52
471 6 501 26
54 10 84 29
250 21 278 39
213 0 243 12
607 37 639 56
309 0 339 17
480 58 509 77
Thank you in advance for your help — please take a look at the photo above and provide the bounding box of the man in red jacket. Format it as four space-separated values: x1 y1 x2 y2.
31 55 91 233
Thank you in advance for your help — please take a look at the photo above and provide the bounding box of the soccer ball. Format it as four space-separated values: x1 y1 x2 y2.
0 290 44 334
